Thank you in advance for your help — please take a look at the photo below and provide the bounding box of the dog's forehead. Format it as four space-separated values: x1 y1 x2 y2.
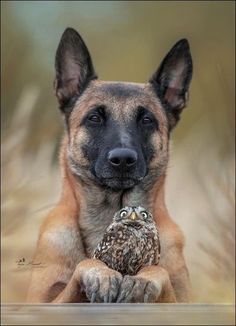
76 80 161 108
97 81 147 98
70 79 166 126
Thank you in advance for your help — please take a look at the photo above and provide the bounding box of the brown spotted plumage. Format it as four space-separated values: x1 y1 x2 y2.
93 206 161 275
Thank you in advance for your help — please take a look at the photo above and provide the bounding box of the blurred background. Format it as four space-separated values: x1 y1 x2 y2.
2 1 235 303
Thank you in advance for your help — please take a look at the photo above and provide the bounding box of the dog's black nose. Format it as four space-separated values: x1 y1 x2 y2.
108 148 137 169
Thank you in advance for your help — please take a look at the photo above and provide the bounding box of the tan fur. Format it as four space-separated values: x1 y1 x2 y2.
27 79 191 303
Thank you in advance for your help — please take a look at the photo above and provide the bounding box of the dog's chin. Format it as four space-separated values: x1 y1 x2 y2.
97 177 141 191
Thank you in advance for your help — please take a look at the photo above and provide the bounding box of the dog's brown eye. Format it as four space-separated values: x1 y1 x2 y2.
88 114 102 123
142 116 153 124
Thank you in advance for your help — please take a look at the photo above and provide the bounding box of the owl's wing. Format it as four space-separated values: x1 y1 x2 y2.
93 222 120 258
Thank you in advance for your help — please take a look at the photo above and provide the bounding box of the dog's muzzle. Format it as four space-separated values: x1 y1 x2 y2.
108 148 138 171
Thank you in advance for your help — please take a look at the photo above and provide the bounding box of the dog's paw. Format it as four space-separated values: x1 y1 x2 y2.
116 275 161 303
82 268 122 303
77 259 122 303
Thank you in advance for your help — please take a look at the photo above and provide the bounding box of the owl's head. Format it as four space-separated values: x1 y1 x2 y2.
114 206 154 224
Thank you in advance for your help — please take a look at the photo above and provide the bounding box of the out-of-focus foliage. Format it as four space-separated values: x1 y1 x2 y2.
2 1 235 303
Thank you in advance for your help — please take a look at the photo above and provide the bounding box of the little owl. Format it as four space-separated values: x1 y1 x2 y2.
93 206 161 275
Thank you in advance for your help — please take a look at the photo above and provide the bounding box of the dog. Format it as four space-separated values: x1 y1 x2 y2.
27 27 193 303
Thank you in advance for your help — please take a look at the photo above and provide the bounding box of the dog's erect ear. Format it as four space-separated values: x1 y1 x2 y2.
150 39 193 129
54 27 97 110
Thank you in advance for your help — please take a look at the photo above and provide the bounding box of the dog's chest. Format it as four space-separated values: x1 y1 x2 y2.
78 192 121 257
79 209 116 257
78 185 150 257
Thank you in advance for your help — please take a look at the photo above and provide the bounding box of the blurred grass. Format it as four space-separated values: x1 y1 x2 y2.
1 1 235 303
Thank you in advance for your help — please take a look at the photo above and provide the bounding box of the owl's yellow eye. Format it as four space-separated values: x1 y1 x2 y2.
120 210 128 218
141 211 148 218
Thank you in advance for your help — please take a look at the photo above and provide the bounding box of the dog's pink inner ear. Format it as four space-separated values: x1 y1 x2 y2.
54 28 97 109
149 39 192 128
161 59 189 108
54 77 79 106
164 87 186 110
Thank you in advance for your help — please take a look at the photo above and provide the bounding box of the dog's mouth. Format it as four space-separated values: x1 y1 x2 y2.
97 176 142 190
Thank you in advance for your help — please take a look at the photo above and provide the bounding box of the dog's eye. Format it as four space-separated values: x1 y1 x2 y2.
120 210 127 218
142 116 153 124
88 114 102 123
141 211 148 218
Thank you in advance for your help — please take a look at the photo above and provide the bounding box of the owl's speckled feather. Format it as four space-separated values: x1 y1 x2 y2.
93 206 161 275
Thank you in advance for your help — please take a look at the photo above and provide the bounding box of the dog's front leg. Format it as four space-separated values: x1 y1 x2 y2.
116 265 177 303
53 259 122 303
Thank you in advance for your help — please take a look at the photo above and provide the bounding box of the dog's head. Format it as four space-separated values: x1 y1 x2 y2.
54 28 192 190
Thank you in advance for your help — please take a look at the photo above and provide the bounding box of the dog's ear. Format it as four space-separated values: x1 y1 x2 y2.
54 27 97 110
149 39 193 129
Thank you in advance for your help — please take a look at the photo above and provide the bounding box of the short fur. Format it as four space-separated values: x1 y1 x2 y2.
27 27 193 303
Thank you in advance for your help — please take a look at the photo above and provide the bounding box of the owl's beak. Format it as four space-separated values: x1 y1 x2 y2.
130 212 137 220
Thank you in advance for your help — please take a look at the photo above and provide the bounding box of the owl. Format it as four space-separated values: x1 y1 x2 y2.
93 206 161 276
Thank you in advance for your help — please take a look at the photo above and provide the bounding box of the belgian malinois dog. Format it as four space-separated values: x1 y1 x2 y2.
27 27 193 303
